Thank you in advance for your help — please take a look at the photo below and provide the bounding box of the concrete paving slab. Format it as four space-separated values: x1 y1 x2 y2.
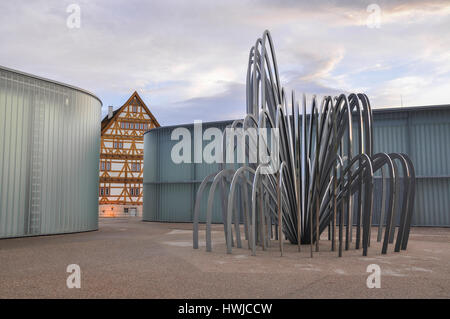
0 218 449 298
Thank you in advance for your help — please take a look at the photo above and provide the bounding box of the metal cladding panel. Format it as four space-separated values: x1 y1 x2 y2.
410 121 450 177
0 67 101 238
413 178 450 226
144 107 450 226
143 120 234 223
371 107 450 226
372 108 450 177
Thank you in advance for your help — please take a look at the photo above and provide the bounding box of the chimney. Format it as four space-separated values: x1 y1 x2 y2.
108 105 113 119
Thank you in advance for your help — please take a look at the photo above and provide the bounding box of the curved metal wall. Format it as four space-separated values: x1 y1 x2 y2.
0 66 102 238
371 107 450 226
143 120 237 223
143 106 450 227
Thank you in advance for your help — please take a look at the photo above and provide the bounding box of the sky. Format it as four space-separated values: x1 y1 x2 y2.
1 0 450 125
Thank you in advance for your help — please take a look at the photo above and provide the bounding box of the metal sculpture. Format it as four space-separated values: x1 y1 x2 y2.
193 30 415 257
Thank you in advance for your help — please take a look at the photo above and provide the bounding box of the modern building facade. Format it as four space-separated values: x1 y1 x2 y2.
143 105 450 227
99 91 160 217
143 120 232 224
0 66 102 238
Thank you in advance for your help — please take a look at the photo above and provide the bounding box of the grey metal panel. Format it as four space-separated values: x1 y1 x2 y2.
143 121 234 223
371 107 450 226
0 64 102 106
413 178 450 226
144 107 450 227
0 67 101 238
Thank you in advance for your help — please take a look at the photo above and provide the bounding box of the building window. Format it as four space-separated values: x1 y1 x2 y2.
100 187 110 196
114 141 123 149
124 208 129 214
133 105 138 113
131 163 141 172
121 122 125 129
100 161 111 171
130 187 139 196
140 123 144 130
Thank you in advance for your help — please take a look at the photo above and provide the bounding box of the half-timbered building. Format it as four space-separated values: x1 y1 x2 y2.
99 91 159 217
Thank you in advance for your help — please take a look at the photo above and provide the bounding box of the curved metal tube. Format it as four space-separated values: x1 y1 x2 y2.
192 30 416 259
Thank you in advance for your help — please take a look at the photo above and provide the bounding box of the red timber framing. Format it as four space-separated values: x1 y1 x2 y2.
99 91 160 207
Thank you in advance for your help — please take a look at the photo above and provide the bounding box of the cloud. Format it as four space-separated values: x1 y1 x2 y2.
150 81 246 125
1 0 449 125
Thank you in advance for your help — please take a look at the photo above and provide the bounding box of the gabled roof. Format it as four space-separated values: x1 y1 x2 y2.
101 91 160 133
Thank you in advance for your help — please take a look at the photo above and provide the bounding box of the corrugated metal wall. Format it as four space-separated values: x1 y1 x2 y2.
0 66 102 238
371 107 450 226
143 106 450 226
143 120 239 223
